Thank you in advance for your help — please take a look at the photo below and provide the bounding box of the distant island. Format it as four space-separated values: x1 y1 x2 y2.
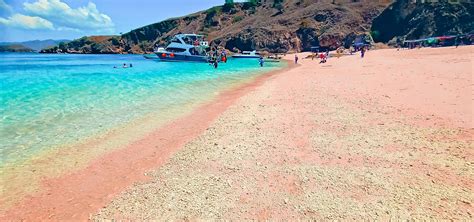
40 0 473 54
0 44 35 53
0 39 70 52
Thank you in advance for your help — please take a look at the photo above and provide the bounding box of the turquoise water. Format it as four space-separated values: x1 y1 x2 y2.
0 53 283 166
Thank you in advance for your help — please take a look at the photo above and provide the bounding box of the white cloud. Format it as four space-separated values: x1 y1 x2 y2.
0 0 13 14
0 13 54 30
23 0 114 32
56 26 80 32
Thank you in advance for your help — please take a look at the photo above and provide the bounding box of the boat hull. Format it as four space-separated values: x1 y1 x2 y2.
155 53 209 63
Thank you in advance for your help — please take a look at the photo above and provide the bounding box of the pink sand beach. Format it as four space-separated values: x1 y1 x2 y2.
2 46 473 220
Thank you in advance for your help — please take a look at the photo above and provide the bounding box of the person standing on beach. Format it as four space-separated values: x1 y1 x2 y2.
361 47 366 58
259 56 264 67
336 48 342 59
221 50 227 63
295 54 299 64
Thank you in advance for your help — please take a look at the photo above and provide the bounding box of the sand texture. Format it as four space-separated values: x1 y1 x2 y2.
94 46 474 220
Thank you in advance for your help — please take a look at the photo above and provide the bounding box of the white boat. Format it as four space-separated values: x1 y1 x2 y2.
232 50 261 58
154 34 210 62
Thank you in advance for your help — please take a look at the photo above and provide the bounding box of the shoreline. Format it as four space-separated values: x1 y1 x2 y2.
1 61 295 220
93 46 472 220
2 46 473 220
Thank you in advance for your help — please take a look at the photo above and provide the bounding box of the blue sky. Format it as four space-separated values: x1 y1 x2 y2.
0 0 239 42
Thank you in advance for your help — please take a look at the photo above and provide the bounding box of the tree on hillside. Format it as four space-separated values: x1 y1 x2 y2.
243 0 259 10
58 42 68 52
246 0 259 6
273 0 284 7
273 0 284 13
223 0 235 12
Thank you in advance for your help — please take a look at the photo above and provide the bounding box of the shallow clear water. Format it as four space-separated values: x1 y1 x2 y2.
0 53 283 166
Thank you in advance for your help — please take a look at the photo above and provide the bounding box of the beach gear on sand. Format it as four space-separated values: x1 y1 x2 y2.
319 53 327 63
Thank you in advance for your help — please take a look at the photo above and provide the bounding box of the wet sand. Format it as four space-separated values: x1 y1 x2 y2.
94 46 473 220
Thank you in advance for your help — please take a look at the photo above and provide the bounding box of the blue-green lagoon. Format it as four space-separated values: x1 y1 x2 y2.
0 53 283 167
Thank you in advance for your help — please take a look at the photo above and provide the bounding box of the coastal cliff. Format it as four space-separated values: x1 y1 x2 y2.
371 0 473 44
42 0 392 54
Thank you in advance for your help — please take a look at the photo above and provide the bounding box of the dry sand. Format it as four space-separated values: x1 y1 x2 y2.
92 46 473 220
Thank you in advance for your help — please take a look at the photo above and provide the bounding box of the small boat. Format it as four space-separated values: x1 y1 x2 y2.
154 34 210 62
232 50 261 59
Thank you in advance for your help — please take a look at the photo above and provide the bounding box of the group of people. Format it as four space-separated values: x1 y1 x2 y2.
208 48 269 69
114 63 133 68
208 48 228 69
293 46 368 64
296 50 330 64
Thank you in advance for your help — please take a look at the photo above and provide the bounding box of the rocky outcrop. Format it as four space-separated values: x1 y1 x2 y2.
371 0 474 44
208 1 391 52
220 29 301 53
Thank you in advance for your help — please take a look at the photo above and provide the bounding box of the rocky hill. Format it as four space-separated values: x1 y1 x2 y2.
42 0 393 54
371 0 473 44
41 0 473 54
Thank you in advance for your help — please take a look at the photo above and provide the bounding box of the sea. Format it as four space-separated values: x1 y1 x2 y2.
0 53 283 168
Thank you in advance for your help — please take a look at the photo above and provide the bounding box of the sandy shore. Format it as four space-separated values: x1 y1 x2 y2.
3 46 473 220
94 46 473 220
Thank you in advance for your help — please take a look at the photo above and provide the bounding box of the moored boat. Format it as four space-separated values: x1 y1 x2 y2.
154 34 210 62
232 50 261 59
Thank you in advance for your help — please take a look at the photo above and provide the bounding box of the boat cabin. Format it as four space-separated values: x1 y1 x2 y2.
165 34 209 56
170 34 209 47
